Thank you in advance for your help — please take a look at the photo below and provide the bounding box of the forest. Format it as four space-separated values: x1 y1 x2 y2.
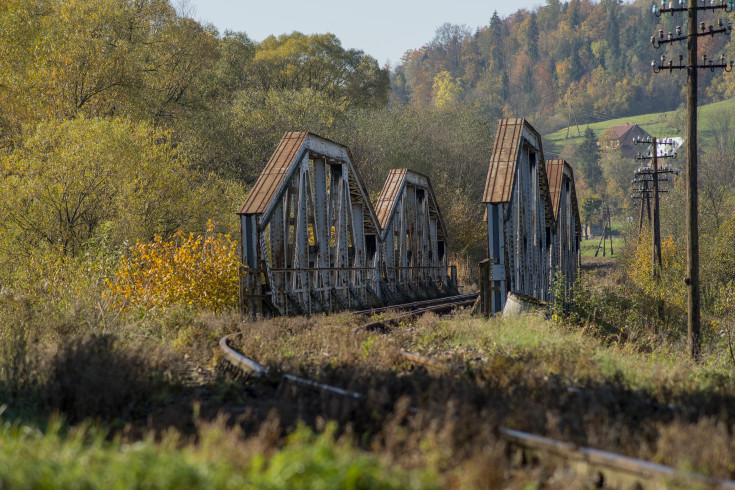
395 0 735 131
5 0 735 487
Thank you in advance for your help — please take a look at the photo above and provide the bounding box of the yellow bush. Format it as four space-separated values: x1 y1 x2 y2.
106 222 239 312
626 230 686 308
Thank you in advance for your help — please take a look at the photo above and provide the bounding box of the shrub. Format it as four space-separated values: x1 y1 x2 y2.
246 422 434 489
626 230 686 309
0 419 432 490
106 222 239 313
0 117 239 255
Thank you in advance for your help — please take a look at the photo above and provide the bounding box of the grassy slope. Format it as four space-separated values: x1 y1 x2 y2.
543 97 735 155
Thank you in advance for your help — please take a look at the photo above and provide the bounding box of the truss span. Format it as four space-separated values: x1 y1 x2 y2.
484 119 581 314
238 132 457 317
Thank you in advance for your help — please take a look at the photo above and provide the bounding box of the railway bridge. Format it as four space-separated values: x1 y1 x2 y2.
238 132 455 316
483 119 581 314
238 119 580 317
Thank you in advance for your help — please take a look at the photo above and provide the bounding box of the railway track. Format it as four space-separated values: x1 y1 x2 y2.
219 297 735 488
220 332 735 488
355 293 478 331
219 294 472 394
351 294 479 317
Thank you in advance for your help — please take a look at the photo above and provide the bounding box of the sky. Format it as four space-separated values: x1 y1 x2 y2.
183 0 543 67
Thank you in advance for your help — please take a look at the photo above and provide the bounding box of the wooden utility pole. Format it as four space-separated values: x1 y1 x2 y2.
608 207 614 256
594 206 614 257
638 178 649 233
686 0 701 360
633 136 678 275
652 139 662 277
651 0 733 360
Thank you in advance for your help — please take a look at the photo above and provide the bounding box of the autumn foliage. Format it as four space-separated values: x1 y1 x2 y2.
107 223 239 312
626 230 685 309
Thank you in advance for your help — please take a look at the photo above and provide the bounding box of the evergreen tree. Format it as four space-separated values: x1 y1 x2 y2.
521 64 534 94
569 48 584 82
578 127 603 187
489 11 502 45
567 0 581 28
605 3 621 61
579 127 600 162
489 11 504 71
525 13 539 62
579 195 603 238
547 57 558 92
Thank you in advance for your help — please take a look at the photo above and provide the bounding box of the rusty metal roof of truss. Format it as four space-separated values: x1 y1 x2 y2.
546 159 582 236
374 168 447 240
239 132 308 215
374 168 408 228
546 160 565 220
484 118 539 204
238 131 381 236
483 118 554 226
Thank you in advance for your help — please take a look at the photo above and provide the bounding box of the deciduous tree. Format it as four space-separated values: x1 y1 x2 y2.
0 117 237 253
248 32 389 109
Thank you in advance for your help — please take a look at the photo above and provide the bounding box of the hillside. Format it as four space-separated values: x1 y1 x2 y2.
543 97 735 155
392 0 735 138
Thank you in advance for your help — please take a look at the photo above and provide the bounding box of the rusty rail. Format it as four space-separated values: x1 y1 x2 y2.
220 333 363 399
501 427 735 489
357 294 478 331
352 293 478 316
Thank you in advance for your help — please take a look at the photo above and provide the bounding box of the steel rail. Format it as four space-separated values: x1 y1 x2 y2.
219 334 268 376
501 427 735 489
358 296 478 331
351 294 479 317
219 333 363 398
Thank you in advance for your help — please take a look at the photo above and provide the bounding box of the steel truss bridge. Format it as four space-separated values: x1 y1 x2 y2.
238 119 582 317
238 132 455 317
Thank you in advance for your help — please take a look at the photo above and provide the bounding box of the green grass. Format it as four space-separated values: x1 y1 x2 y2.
420 312 732 395
544 97 735 155
580 236 626 257
0 418 432 490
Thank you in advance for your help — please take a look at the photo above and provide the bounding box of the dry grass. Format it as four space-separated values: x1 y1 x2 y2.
46 335 185 424
224 310 735 484
6 294 735 487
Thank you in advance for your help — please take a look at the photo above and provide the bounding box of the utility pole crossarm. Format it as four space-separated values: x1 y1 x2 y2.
653 0 733 17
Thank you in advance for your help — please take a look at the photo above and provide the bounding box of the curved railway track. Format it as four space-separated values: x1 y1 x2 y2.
219 298 735 488
219 294 473 395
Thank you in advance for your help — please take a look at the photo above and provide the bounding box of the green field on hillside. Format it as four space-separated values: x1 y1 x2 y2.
544 98 735 155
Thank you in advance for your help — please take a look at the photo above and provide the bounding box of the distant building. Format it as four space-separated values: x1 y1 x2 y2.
599 124 651 159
